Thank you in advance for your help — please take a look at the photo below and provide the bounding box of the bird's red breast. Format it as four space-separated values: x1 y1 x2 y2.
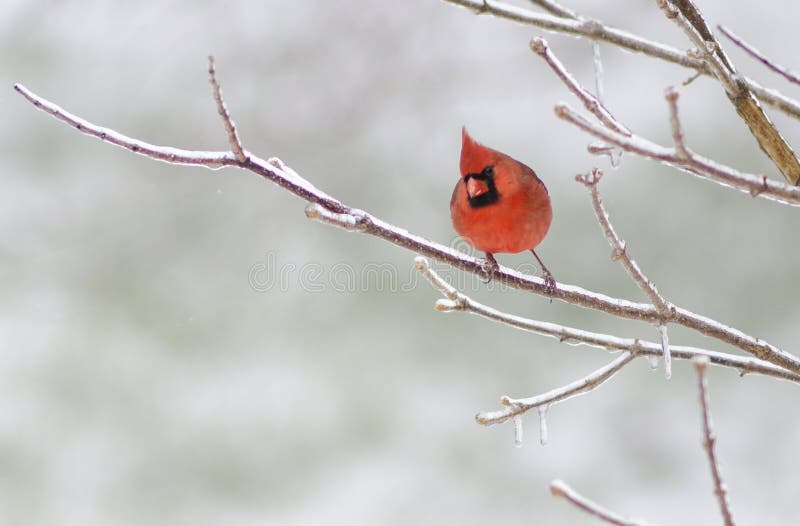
450 127 552 254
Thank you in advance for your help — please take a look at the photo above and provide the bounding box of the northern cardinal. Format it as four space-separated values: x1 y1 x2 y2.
450 127 555 292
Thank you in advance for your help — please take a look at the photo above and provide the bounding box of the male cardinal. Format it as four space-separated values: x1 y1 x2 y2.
450 127 555 292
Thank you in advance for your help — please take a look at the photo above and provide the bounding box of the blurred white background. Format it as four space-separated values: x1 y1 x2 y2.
3 0 800 524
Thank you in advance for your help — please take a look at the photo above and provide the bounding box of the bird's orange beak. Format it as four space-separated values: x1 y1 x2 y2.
466 177 489 199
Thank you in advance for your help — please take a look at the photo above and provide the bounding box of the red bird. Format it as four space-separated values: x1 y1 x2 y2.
451 127 555 292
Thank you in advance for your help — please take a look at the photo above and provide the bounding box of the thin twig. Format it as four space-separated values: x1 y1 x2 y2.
530 37 630 136
15 83 800 375
694 358 737 526
440 0 800 120
414 257 800 385
550 480 653 526
657 0 737 94
576 169 671 317
476 352 635 425
665 87 690 159
554 101 800 206
576 168 674 379
208 55 247 162
718 25 800 87
656 0 800 184
527 0 578 20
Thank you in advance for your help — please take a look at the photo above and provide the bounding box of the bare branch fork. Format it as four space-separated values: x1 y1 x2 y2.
12 63 800 376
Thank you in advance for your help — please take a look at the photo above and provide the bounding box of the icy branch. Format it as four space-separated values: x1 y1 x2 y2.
530 38 799 201
15 73 800 375
530 37 630 136
555 100 800 206
694 358 737 526
476 352 635 426
414 257 800 385
550 480 653 526
440 0 800 120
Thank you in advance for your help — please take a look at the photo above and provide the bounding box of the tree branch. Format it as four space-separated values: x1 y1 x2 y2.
718 25 800 87
14 79 800 375
550 480 653 526
414 257 800 386
440 0 800 121
694 358 737 526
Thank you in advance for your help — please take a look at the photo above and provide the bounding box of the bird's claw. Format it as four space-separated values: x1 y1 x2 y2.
480 254 500 283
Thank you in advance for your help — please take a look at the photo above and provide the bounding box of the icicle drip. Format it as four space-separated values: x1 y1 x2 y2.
538 405 549 446
648 354 660 370
513 415 524 448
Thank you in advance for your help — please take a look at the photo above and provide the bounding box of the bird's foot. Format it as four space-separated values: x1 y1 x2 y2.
480 253 500 283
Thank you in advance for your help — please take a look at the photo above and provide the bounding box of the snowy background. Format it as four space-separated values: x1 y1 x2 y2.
3 0 800 524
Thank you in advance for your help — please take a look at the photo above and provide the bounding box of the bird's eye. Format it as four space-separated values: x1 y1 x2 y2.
482 165 494 178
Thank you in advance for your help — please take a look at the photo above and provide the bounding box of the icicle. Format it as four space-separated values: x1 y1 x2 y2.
592 42 605 103
513 415 524 448
538 405 549 446
659 324 672 380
